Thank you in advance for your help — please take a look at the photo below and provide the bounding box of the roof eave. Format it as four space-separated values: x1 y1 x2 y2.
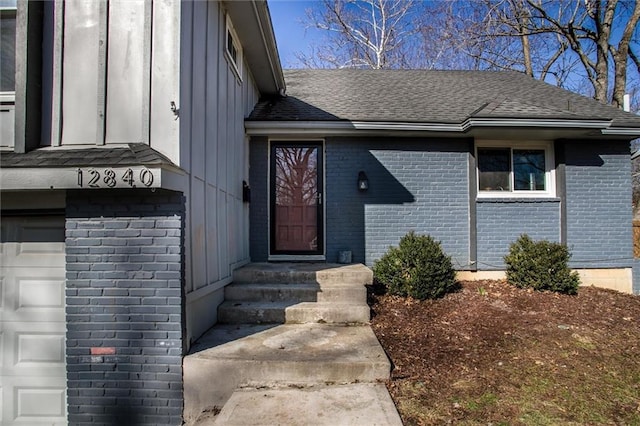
225 1 285 95
245 118 624 136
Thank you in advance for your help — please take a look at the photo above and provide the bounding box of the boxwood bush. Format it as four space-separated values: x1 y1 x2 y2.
373 231 457 300
504 234 580 295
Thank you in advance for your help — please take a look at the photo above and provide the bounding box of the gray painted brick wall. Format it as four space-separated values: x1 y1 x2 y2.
249 137 470 266
65 189 185 426
326 138 470 267
633 260 640 294
249 137 269 262
564 141 633 268
249 137 634 280
476 199 561 269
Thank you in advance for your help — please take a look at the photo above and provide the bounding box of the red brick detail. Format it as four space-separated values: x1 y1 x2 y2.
90 347 116 355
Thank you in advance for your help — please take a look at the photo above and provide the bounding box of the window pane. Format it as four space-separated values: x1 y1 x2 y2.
0 8 16 92
478 148 511 191
514 149 545 191
227 31 237 63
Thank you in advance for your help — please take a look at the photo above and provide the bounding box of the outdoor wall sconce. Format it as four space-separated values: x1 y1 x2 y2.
243 180 251 203
358 171 369 191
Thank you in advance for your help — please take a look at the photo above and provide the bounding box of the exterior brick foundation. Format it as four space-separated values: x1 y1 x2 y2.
65 189 185 426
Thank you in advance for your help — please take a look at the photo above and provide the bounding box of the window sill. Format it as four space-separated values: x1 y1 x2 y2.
476 197 561 203
0 92 16 103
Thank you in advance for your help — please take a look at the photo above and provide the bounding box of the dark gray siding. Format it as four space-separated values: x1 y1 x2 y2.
326 138 470 267
249 137 634 282
564 140 633 268
476 199 561 269
249 137 269 262
65 189 185 426
249 137 471 267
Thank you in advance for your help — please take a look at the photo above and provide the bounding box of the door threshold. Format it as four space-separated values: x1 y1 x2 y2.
268 255 326 262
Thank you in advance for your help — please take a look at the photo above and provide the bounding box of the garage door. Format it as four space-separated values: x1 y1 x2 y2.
0 216 66 425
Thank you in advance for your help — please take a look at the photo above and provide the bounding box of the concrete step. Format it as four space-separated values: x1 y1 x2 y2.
183 324 392 424
218 301 289 324
233 263 373 285
224 282 367 304
218 301 371 324
208 384 403 426
286 302 370 324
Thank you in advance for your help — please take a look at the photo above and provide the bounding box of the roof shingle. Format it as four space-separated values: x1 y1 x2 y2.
1 143 175 168
248 69 640 127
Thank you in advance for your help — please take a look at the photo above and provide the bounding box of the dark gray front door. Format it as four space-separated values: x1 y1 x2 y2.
270 143 323 255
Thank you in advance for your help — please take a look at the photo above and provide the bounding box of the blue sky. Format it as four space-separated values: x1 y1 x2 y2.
268 0 319 68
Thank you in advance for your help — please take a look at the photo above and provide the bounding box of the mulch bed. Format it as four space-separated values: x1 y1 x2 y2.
370 280 640 425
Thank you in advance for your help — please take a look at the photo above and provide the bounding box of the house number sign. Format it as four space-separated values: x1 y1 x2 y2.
76 167 155 188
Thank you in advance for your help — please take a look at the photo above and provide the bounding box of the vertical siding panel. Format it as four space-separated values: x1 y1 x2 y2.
216 13 228 194
179 0 193 173
188 0 207 290
47 1 64 146
191 0 207 180
192 179 207 290
105 0 146 143
216 8 229 278
205 2 220 283
180 0 193 293
61 0 101 144
150 0 180 163
218 189 229 278
207 185 220 283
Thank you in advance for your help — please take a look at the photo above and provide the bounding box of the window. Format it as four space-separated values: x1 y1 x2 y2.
0 0 16 148
477 142 554 196
1 1 16 94
225 15 242 81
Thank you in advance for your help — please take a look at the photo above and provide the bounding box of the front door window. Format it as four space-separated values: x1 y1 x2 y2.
270 143 323 255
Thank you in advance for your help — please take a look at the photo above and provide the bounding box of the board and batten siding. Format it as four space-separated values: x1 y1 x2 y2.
180 1 258 345
58 0 179 160
50 0 257 345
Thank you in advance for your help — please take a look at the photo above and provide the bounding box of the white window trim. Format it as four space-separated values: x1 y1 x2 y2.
225 14 242 82
475 140 556 198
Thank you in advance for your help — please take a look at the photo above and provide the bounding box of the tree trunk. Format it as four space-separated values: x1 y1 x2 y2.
593 0 618 103
612 0 640 108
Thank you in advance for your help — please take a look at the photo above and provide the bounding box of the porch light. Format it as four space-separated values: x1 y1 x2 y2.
358 171 369 191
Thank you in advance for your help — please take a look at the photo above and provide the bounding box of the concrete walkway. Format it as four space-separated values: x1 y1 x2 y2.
184 263 403 425
207 383 401 425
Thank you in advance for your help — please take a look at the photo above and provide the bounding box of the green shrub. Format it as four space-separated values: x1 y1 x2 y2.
504 234 580 295
373 231 457 300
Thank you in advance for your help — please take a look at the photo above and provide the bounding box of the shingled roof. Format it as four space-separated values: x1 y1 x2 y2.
248 69 640 128
1 143 176 168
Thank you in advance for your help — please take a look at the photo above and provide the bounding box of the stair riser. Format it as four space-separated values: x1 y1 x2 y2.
224 286 366 304
218 305 286 324
184 356 390 421
285 305 370 324
218 304 370 324
232 270 372 286
225 287 317 303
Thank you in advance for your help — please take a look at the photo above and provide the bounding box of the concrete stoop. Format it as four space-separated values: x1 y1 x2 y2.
183 263 397 425
209 383 403 426
183 324 392 424
218 263 373 324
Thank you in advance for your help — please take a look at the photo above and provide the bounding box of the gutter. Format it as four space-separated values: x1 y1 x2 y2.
245 118 624 136
253 1 286 95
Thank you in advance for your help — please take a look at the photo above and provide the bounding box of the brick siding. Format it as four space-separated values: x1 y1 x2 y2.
65 189 185 426
249 137 470 266
326 138 470 266
249 137 269 262
476 198 561 269
249 137 634 280
564 141 633 268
